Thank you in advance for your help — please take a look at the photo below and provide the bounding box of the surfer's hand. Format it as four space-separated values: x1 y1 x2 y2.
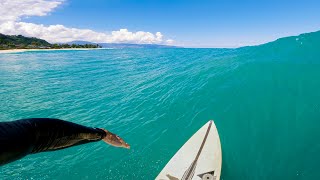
101 129 130 149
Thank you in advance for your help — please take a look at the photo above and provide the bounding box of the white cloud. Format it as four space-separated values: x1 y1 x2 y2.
0 0 62 23
0 0 173 44
0 22 165 43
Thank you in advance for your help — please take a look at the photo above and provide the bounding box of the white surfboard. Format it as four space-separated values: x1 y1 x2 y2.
156 120 222 180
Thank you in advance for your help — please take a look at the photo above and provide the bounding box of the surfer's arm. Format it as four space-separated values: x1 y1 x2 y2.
27 118 130 152
0 118 129 166
28 118 107 153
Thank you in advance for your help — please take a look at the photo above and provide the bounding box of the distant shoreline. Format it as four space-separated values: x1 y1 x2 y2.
0 48 109 54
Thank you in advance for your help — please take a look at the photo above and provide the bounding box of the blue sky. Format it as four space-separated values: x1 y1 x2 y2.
1 0 320 47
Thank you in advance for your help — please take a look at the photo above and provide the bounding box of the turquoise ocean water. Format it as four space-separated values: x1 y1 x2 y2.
0 31 320 179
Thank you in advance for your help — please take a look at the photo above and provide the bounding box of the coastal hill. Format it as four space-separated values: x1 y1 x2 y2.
0 34 100 50
0 33 51 49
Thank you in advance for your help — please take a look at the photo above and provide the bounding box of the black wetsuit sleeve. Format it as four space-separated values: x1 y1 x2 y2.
0 118 106 166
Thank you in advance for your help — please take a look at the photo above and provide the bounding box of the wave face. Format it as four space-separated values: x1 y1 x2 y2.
0 31 320 179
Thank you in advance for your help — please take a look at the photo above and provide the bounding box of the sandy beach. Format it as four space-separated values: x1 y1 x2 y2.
0 48 102 54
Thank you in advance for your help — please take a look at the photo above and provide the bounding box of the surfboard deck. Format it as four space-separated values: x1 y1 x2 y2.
156 120 222 180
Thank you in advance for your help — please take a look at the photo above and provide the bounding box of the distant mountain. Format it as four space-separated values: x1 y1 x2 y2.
67 41 96 45
67 41 180 48
100 43 179 49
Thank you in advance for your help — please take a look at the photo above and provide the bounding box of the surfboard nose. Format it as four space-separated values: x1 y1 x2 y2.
156 119 222 180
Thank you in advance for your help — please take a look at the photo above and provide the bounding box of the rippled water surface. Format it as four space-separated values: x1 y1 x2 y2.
1 32 320 180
